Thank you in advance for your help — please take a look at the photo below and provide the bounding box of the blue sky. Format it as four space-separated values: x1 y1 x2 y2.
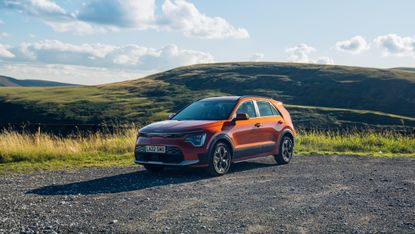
0 0 414 85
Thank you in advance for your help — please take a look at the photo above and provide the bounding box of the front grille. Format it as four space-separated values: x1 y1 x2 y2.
135 146 184 164
135 145 182 155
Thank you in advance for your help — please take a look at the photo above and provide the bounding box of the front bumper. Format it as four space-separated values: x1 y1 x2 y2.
134 141 210 167
134 159 199 166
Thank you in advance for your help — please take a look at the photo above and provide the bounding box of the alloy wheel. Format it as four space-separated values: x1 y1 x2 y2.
213 144 231 174
281 137 293 162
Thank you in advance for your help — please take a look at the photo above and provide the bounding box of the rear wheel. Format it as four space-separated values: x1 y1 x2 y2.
274 135 294 164
206 142 232 176
143 164 164 172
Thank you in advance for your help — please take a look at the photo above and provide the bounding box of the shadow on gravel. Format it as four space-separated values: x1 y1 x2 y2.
28 160 278 196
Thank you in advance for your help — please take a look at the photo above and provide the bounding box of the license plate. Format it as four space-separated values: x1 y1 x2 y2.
145 145 166 153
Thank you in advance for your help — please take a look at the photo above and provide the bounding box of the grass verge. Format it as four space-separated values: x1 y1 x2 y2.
0 129 414 174
296 130 415 157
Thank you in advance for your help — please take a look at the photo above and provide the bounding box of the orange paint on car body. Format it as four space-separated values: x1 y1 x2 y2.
135 96 296 175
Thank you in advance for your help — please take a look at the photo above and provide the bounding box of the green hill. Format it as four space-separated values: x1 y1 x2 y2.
390 67 415 73
0 62 414 130
0 75 77 87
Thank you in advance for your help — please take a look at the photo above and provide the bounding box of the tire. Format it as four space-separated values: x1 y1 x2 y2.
206 142 232 176
143 164 164 172
274 135 294 164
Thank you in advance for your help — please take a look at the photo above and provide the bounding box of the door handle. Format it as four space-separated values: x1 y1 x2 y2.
254 123 262 127
277 120 284 124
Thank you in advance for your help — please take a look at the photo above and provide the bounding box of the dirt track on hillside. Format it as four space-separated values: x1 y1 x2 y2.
0 155 414 233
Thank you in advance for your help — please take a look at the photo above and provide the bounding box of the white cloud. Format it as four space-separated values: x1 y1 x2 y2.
0 0 68 19
0 44 15 58
285 44 316 63
0 0 103 34
77 0 155 29
154 44 214 68
0 39 214 85
0 0 249 39
0 63 146 85
249 53 264 62
160 0 249 39
374 34 415 57
0 32 10 38
28 0 66 16
45 20 116 35
285 44 334 65
314 56 334 65
336 36 370 54
3 39 214 71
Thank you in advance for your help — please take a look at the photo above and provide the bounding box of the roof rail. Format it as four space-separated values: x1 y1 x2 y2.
238 95 274 100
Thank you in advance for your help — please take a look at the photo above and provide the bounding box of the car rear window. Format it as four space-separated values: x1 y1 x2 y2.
257 101 277 117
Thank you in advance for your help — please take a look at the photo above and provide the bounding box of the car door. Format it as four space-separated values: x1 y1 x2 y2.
254 100 284 154
230 100 264 158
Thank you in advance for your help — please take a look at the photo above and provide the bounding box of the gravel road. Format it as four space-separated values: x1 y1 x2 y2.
1 155 414 233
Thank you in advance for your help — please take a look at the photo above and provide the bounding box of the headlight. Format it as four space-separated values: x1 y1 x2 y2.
136 131 145 145
136 133 140 145
138 132 148 137
184 133 207 147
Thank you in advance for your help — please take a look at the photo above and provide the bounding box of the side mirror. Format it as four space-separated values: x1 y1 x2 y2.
234 113 249 121
168 113 176 120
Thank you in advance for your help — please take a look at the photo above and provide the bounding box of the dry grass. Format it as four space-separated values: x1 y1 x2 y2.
0 129 136 164
0 129 137 173
0 128 414 173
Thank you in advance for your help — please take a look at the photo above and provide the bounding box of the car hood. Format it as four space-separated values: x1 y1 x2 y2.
139 120 222 133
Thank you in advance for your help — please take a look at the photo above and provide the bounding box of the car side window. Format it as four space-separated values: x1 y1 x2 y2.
270 104 280 116
236 100 257 118
257 101 277 117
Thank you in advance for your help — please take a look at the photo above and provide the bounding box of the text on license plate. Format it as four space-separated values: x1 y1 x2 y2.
145 145 166 153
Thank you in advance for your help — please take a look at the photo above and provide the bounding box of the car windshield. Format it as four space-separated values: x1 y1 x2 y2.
172 100 237 121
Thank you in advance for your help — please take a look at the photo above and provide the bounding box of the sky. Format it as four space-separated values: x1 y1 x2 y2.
0 0 414 85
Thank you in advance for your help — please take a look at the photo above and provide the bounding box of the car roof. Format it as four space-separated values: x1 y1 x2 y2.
201 96 241 101
201 95 275 102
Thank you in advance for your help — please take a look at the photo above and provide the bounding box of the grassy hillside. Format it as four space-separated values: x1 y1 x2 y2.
391 67 415 73
0 75 77 87
0 62 414 130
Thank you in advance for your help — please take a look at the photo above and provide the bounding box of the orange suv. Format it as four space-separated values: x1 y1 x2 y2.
135 96 296 176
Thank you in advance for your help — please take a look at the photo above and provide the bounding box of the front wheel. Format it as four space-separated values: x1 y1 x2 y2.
143 164 164 172
206 142 232 176
274 136 294 164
